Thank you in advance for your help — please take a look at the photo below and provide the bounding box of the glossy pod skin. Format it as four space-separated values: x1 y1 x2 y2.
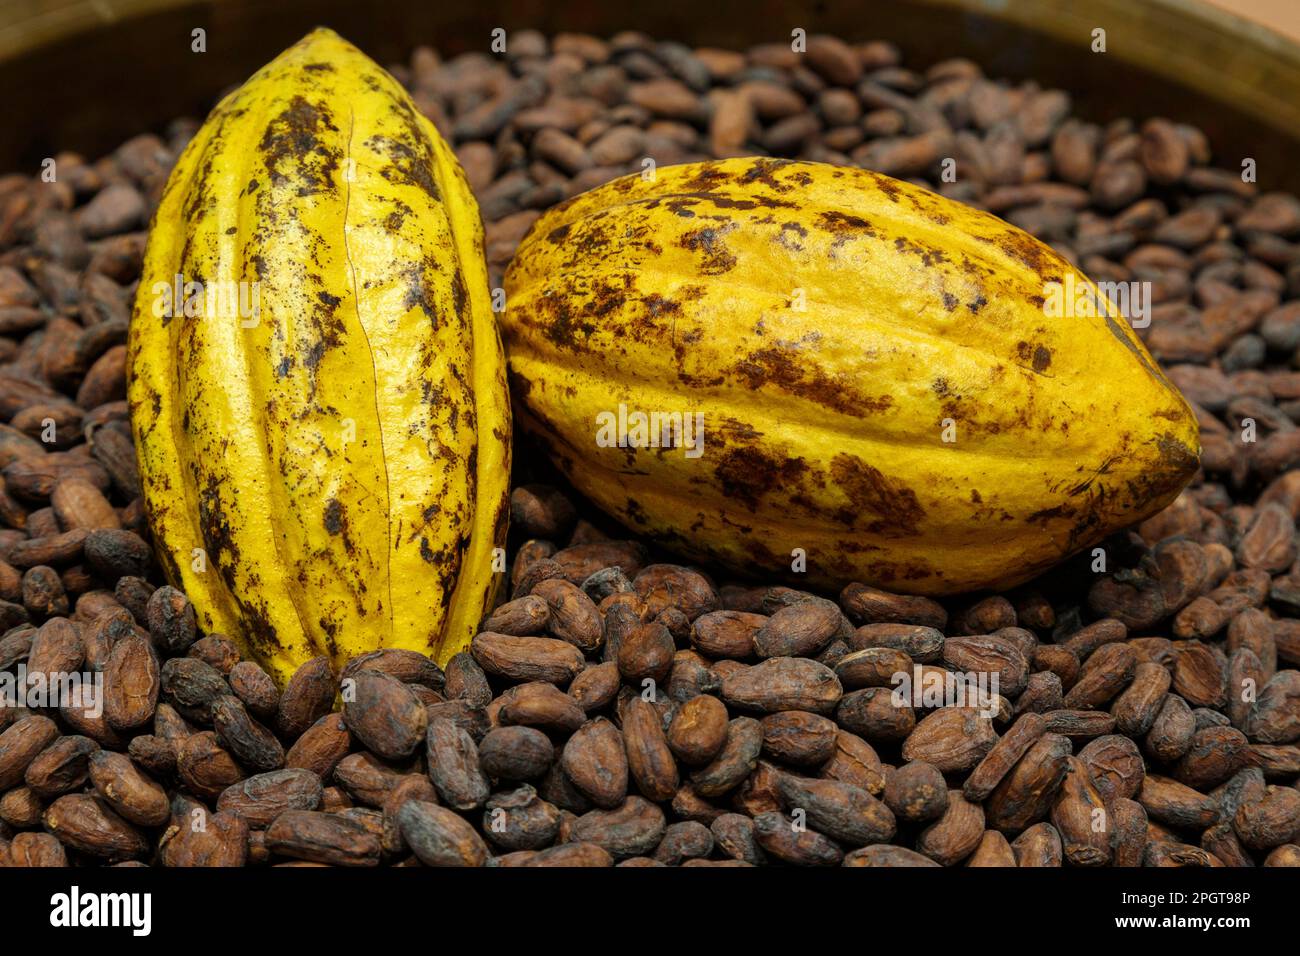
502 157 1199 594
128 29 510 682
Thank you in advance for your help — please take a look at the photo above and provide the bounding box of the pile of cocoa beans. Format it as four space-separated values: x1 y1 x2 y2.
1 31 1299 867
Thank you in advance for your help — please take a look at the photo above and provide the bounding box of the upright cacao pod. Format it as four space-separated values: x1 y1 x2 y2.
502 158 1198 594
128 29 510 682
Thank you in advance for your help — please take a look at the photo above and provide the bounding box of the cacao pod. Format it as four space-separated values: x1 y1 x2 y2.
128 29 510 682
502 158 1198 594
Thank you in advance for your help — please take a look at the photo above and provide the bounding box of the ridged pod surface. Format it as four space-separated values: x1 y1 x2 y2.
128 29 510 682
502 158 1199 594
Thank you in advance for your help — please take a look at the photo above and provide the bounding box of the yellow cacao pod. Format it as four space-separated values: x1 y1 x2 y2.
502 158 1198 595
127 29 510 682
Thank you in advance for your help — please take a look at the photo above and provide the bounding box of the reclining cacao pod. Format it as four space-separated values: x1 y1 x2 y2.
128 29 510 682
502 158 1198 595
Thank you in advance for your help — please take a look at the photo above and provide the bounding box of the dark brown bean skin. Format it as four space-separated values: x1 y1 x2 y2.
836 687 914 741
568 660 620 712
943 635 1029 696
665 650 718 702
775 772 896 846
471 632 585 684
690 717 763 797
176 731 245 802
1033 646 1080 692
648 820 712 864
1174 726 1248 789
42 793 147 860
211 695 284 772
1235 786 1300 849
7 831 69 867
1147 694 1198 763
560 717 627 808
426 717 490 810
752 598 842 658
24 733 98 798
103 634 159 730
227 660 278 720
85 750 168 827
333 752 407 808
126 735 174 777
966 830 1018 867
1110 661 1171 735
1139 775 1222 829
482 594 550 636
850 623 945 661
986 733 1072 833
444 651 493 707
1013 822 1064 867
342 670 427 762
27 617 83 680
498 842 614 867
159 806 249 867
821 730 886 796
481 785 562 851
265 810 382 867
844 844 942 867
965 712 1047 802
760 710 839 766
1062 643 1136 710
1264 846 1300 867
752 811 843 866
0 715 59 789
159 656 227 722
834 646 911 689
285 714 351 779
622 697 679 802
0 785 44 828
1109 797 1149 867
188 635 240 675
1051 757 1112 866
840 584 947 630
568 796 666 860
496 682 586 733
478 726 554 781
722 657 843 715
533 578 604 652
397 801 489 866
732 759 783 818
633 564 717 621
711 812 766 864
667 694 729 766
1145 841 1219 868
1078 734 1145 802
902 707 998 773
380 775 440 855
616 622 675 684
885 760 949 823
216 768 323 829
1203 821 1254 866
145 585 196 654
917 791 985 865
1171 641 1228 708
276 657 336 738
691 610 762 659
